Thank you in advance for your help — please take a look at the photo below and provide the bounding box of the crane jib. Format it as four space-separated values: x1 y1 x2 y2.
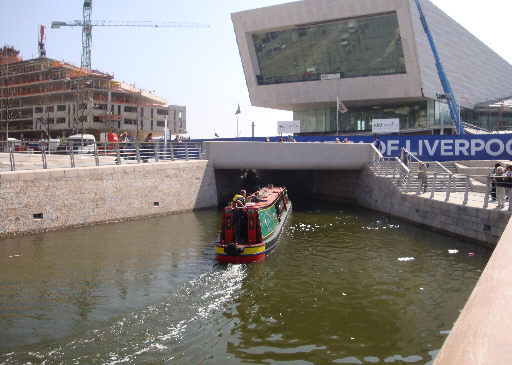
51 0 209 71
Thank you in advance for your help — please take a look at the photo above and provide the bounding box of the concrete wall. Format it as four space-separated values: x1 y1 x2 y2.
206 141 372 170
0 161 218 237
312 167 510 245
433 218 512 364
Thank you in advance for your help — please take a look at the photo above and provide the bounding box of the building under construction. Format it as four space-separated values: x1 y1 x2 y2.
0 46 186 141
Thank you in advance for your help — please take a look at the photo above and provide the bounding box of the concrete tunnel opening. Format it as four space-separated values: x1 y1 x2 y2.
214 168 362 209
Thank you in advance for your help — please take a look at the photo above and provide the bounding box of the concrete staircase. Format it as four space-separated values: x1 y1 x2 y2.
370 159 468 193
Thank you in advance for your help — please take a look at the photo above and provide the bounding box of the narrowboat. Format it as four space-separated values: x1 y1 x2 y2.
215 186 292 263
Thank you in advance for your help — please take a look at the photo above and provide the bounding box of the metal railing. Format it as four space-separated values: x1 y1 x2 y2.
369 146 512 211
0 140 205 171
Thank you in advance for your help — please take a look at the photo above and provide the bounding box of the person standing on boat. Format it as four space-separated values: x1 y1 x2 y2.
232 190 246 243
233 190 246 207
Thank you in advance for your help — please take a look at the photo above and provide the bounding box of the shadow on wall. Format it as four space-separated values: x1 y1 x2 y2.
193 161 219 210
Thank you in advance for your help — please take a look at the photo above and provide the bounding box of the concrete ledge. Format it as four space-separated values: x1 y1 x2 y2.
206 141 372 170
434 218 512 365
0 171 20 182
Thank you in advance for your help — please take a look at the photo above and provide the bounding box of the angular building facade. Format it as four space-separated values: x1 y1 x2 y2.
232 0 512 135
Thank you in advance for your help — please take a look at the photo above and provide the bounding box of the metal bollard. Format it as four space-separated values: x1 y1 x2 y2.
116 143 121 165
185 142 189 161
94 144 100 166
9 144 16 171
135 142 141 163
69 143 75 168
154 141 159 162
41 144 48 169
169 142 175 161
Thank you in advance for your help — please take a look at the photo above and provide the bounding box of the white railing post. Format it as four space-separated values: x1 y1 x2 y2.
405 170 412 193
430 172 437 199
483 176 491 209
445 175 452 201
463 175 470 205
416 172 422 195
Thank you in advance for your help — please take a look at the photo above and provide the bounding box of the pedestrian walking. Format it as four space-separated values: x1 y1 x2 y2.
418 162 428 193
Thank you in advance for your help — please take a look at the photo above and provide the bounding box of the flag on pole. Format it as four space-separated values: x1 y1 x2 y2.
337 97 348 113
235 104 241 115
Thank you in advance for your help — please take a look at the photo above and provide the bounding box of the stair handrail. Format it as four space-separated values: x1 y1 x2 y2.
434 161 453 175
401 147 422 164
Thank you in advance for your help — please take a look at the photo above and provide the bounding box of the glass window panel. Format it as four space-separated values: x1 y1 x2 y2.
253 12 406 85
294 102 427 133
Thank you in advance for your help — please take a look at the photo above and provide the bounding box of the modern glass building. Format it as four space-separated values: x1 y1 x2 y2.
232 0 512 135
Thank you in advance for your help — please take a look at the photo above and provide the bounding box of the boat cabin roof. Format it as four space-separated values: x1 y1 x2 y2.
244 187 284 210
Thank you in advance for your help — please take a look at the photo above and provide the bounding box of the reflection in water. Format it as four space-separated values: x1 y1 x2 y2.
0 204 490 364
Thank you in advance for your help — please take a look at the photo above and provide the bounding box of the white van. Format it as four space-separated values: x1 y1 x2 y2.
67 134 96 153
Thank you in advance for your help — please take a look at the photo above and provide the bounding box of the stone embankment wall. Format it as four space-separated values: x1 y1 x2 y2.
312 167 510 246
433 217 512 364
0 161 218 237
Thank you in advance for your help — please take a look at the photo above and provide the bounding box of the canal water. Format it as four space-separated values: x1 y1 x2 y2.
0 201 490 364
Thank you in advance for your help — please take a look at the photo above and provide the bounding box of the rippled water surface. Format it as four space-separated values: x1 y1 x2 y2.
0 202 490 364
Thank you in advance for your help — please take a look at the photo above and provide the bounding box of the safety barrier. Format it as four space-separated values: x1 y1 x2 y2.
0 140 205 171
369 145 512 211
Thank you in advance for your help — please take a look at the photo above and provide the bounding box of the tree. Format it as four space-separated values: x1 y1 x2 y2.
0 60 21 141
36 79 53 140
69 78 93 137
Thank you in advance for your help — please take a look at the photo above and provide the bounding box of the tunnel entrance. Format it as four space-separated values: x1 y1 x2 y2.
214 168 361 208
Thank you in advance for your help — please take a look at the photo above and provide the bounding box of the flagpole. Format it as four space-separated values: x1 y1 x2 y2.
336 97 339 136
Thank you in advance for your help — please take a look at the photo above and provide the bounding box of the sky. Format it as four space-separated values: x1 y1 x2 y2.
1 0 511 139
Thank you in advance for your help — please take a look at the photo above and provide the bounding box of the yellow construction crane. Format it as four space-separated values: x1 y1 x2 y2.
52 0 209 70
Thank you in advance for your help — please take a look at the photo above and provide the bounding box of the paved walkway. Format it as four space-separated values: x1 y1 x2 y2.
0 153 156 172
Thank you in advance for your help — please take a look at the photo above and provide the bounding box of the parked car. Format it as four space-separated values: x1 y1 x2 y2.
66 134 96 153
7 137 27 152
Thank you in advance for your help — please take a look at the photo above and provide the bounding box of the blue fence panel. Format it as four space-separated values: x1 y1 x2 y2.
199 135 512 162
